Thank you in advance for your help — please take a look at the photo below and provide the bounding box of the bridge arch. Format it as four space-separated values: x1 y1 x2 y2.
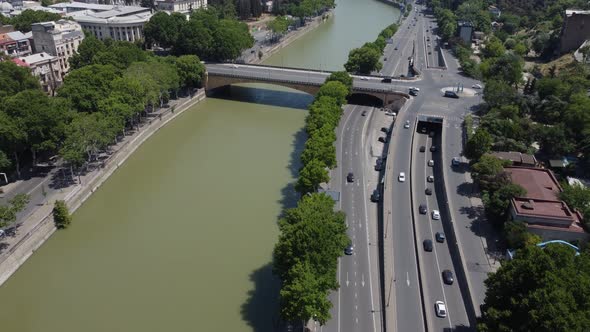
205 73 321 96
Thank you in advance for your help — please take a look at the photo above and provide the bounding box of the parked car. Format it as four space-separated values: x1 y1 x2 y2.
442 270 454 285
381 127 390 134
472 83 482 89
435 301 447 318
452 157 461 166
432 210 440 220
444 90 459 98
427 175 434 182
347 172 354 183
430 145 437 152
421 126 427 133
423 239 433 252
399 172 406 182
382 77 393 83
435 232 445 243
371 189 381 202
420 146 426 152
419 204 427 214
375 163 382 171
404 120 411 129
378 136 387 143
425 188 432 195
362 110 367 116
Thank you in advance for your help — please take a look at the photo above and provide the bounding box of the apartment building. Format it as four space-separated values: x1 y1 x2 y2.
31 20 84 77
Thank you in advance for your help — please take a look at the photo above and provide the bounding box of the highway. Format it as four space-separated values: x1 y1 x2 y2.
412 125 470 330
322 105 388 332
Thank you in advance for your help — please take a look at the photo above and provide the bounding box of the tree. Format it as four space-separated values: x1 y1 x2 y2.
0 150 10 172
559 183 590 222
344 45 382 74
325 71 353 93
58 64 120 113
483 80 517 108
471 155 510 191
0 61 41 100
236 0 251 20
4 9 62 32
143 12 187 49
482 183 526 225
464 128 493 161
210 19 254 61
300 127 337 169
485 53 524 87
478 245 590 331
536 123 575 157
503 221 541 249
69 35 107 70
174 55 205 90
483 38 506 58
0 193 29 228
174 18 213 57
295 159 329 194
268 16 293 34
316 81 349 105
53 200 72 229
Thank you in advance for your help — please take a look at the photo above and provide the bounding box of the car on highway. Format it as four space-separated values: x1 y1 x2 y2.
398 172 406 182
420 146 426 152
381 77 392 83
425 188 432 195
409 86 420 92
385 111 396 117
378 136 387 143
423 239 433 252
428 51 432 55
419 204 427 214
232 64 239 68
360 76 369 80
428 159 434 167
361 110 367 116
472 83 482 89
429 131 435 138
344 244 354 255
442 270 454 285
444 90 459 98
381 127 390 134
432 210 440 220
435 301 447 318
404 120 411 129
427 175 434 182
347 172 354 183
426 29 429 32
452 157 461 166
430 145 437 152
436 232 445 243
375 162 382 171
427 37 430 41
371 189 381 202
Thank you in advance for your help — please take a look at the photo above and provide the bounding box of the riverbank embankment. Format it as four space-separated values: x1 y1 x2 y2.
0 91 206 287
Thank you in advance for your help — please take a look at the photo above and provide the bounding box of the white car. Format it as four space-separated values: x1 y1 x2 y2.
435 301 447 318
361 76 369 81
452 157 461 166
404 120 411 129
428 160 434 167
231 64 239 68
432 210 440 220
409 86 420 91
398 172 406 182
472 84 482 89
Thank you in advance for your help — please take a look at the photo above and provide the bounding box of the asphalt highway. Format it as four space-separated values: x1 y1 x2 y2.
322 104 385 332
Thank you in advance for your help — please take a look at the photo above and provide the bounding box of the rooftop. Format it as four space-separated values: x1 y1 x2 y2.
505 166 562 201
50 1 116 11
566 9 590 16
490 151 536 166
19 52 55 64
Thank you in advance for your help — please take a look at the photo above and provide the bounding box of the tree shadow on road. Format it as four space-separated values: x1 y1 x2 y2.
241 262 281 332
456 181 477 198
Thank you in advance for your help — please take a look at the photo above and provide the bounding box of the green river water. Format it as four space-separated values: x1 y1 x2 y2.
0 1 399 331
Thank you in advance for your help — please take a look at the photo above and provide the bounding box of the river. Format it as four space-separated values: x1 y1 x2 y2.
0 1 400 331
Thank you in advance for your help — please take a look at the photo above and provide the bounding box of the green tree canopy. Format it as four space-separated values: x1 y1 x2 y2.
174 55 206 89
325 71 353 93
344 45 382 74
316 81 349 105
464 128 493 161
0 61 41 100
143 12 187 48
295 158 329 195
0 193 29 228
478 244 590 331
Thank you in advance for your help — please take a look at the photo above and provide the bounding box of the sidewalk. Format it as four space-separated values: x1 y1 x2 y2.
0 90 207 286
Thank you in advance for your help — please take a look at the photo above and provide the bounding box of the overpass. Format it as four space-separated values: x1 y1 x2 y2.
205 63 411 107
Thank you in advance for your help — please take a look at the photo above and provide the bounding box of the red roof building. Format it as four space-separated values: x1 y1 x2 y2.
505 166 588 243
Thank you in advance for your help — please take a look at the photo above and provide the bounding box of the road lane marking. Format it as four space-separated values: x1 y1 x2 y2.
407 272 410 286
346 272 349 287
362 274 365 287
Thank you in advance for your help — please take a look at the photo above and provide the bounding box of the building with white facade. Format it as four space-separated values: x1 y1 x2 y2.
31 20 84 77
49 2 152 42
14 52 63 95
156 0 206 14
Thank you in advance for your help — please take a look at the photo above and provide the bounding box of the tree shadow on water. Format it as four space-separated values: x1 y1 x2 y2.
241 262 281 332
277 127 306 217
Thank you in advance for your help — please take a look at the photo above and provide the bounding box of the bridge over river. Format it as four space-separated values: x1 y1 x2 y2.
205 63 413 107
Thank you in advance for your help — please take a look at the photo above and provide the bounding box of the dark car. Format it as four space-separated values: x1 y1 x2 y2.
442 270 454 285
378 137 387 143
436 232 445 243
444 90 459 98
361 110 367 116
423 239 433 252
425 188 433 195
419 204 427 214
376 157 384 166
371 189 381 202
420 146 426 152
375 163 382 171
344 244 354 255
347 172 354 183
428 131 435 138
430 145 437 152
382 77 392 83
381 127 389 133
